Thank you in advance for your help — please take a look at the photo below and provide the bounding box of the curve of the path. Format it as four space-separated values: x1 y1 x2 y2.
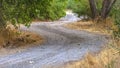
0 11 108 68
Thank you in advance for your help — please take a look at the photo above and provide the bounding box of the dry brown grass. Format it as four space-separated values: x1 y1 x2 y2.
65 19 116 35
59 42 119 68
0 25 44 57
64 19 120 68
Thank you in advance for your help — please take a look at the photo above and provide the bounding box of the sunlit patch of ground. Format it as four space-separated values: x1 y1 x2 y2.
64 20 120 68
64 19 116 35
0 25 44 57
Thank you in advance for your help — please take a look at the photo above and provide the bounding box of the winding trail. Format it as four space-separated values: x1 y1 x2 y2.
0 11 108 68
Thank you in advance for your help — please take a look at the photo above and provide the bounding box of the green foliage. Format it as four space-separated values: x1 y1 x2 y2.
0 0 67 27
67 0 90 17
45 0 67 20
96 0 103 13
111 0 120 38
67 0 102 17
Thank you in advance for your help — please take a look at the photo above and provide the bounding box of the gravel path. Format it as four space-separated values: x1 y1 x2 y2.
0 12 108 68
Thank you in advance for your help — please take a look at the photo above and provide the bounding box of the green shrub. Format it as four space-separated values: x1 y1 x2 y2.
67 0 90 17
0 0 67 28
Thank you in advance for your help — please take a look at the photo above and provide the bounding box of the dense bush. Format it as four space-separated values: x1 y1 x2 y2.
67 0 90 17
0 0 67 28
36 0 67 21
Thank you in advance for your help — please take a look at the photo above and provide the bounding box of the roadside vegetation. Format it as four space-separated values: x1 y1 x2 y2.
0 0 67 56
0 0 120 68
0 0 67 48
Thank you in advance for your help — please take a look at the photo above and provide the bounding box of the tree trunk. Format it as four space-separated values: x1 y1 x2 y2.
89 0 97 19
101 0 116 19
105 0 117 18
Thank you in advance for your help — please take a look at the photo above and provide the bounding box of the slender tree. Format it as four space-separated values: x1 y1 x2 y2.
101 0 117 19
88 0 97 19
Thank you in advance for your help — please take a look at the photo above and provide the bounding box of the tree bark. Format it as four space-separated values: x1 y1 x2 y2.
101 0 116 19
89 0 97 19
105 0 117 18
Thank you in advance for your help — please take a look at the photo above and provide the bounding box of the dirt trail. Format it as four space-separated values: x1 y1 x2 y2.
0 11 108 68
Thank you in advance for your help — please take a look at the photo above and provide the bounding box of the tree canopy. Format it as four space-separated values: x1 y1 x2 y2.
0 0 67 28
